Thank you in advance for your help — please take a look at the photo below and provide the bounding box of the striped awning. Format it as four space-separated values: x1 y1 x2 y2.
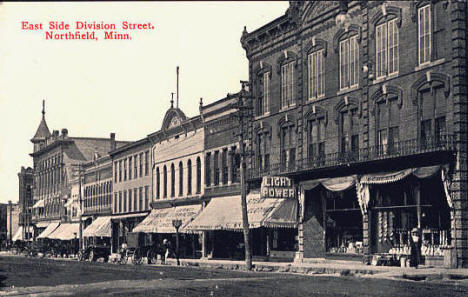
185 192 297 231
132 204 202 234
37 222 60 239
47 223 80 240
83 216 112 237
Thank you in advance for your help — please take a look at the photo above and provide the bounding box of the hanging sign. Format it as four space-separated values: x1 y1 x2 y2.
261 176 295 199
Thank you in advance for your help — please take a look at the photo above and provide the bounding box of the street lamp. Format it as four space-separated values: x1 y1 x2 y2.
172 219 182 266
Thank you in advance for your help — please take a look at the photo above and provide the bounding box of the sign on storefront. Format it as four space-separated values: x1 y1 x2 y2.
261 176 295 199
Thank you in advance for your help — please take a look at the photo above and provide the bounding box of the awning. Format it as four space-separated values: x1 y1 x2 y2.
37 222 60 239
111 212 149 220
83 216 112 237
185 192 297 231
12 227 32 241
32 199 44 208
47 223 80 240
360 165 442 185
132 204 202 234
35 221 50 228
301 176 356 192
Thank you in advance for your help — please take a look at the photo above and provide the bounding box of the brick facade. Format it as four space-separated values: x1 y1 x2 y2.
242 1 467 267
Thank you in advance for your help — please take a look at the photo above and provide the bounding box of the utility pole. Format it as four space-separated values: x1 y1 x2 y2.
238 80 252 270
77 163 84 250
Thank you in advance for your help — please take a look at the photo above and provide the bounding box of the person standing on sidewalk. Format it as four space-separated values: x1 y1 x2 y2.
409 228 422 268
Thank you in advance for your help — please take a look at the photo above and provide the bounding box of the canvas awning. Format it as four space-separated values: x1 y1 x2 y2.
35 221 50 228
32 199 44 208
83 216 112 237
359 165 442 185
132 204 202 233
111 212 149 220
301 175 356 192
37 222 60 239
47 223 80 240
185 192 298 231
12 227 32 241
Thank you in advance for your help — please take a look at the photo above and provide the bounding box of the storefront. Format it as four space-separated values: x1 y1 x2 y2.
132 204 202 258
185 187 298 261
300 176 363 260
83 216 112 247
110 213 148 253
358 165 453 267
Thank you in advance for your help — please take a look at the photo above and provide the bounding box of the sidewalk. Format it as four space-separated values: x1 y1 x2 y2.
162 257 468 281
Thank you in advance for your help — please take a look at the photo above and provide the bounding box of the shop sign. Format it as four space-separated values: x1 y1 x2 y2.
261 176 295 199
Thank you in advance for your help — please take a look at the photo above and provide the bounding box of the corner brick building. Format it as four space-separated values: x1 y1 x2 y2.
241 1 467 267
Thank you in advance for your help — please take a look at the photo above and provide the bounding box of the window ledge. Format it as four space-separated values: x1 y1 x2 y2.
414 58 446 72
337 85 359 96
308 95 325 102
279 104 297 113
254 112 271 121
372 72 399 85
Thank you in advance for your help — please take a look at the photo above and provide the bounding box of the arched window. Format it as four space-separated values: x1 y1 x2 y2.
171 163 175 197
156 167 160 199
179 161 183 196
163 165 167 198
196 157 201 194
187 159 192 195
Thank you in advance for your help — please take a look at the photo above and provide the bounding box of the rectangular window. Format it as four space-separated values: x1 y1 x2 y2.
139 153 143 177
308 50 324 99
118 160 122 182
134 188 138 210
339 36 359 90
421 119 432 148
281 62 294 109
123 190 127 213
128 189 133 212
263 72 270 114
123 159 127 181
214 151 219 186
139 187 143 212
128 156 132 180
308 119 326 163
144 186 149 210
114 162 118 182
418 5 431 65
222 150 228 184
435 116 446 144
118 191 122 213
134 154 138 179
376 19 399 78
205 153 211 186
145 151 149 176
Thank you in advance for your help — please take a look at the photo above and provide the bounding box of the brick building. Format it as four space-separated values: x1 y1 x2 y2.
241 1 467 267
134 100 205 258
18 166 34 240
30 101 126 242
109 136 152 252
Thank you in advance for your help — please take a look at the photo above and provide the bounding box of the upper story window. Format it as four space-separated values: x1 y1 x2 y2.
187 159 192 195
279 122 296 172
339 35 359 90
376 19 399 78
178 161 183 196
256 132 270 172
231 147 240 184
145 151 149 176
139 152 143 177
128 156 133 180
196 157 201 194
307 118 326 163
340 108 359 157
376 96 400 155
163 165 167 198
156 167 160 199
214 151 219 186
170 163 175 197
308 50 324 100
263 72 270 114
418 5 431 65
281 62 295 109
205 153 211 186
134 154 138 179
123 159 127 181
118 160 122 182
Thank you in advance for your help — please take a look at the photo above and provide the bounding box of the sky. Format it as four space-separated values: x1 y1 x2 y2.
0 1 289 204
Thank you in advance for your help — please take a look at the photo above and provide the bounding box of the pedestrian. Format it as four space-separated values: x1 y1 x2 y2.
409 228 421 268
162 239 172 264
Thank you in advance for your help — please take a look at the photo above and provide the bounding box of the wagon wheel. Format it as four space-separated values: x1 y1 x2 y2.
146 249 156 264
132 248 143 265
88 249 95 262
77 250 85 261
120 252 128 265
